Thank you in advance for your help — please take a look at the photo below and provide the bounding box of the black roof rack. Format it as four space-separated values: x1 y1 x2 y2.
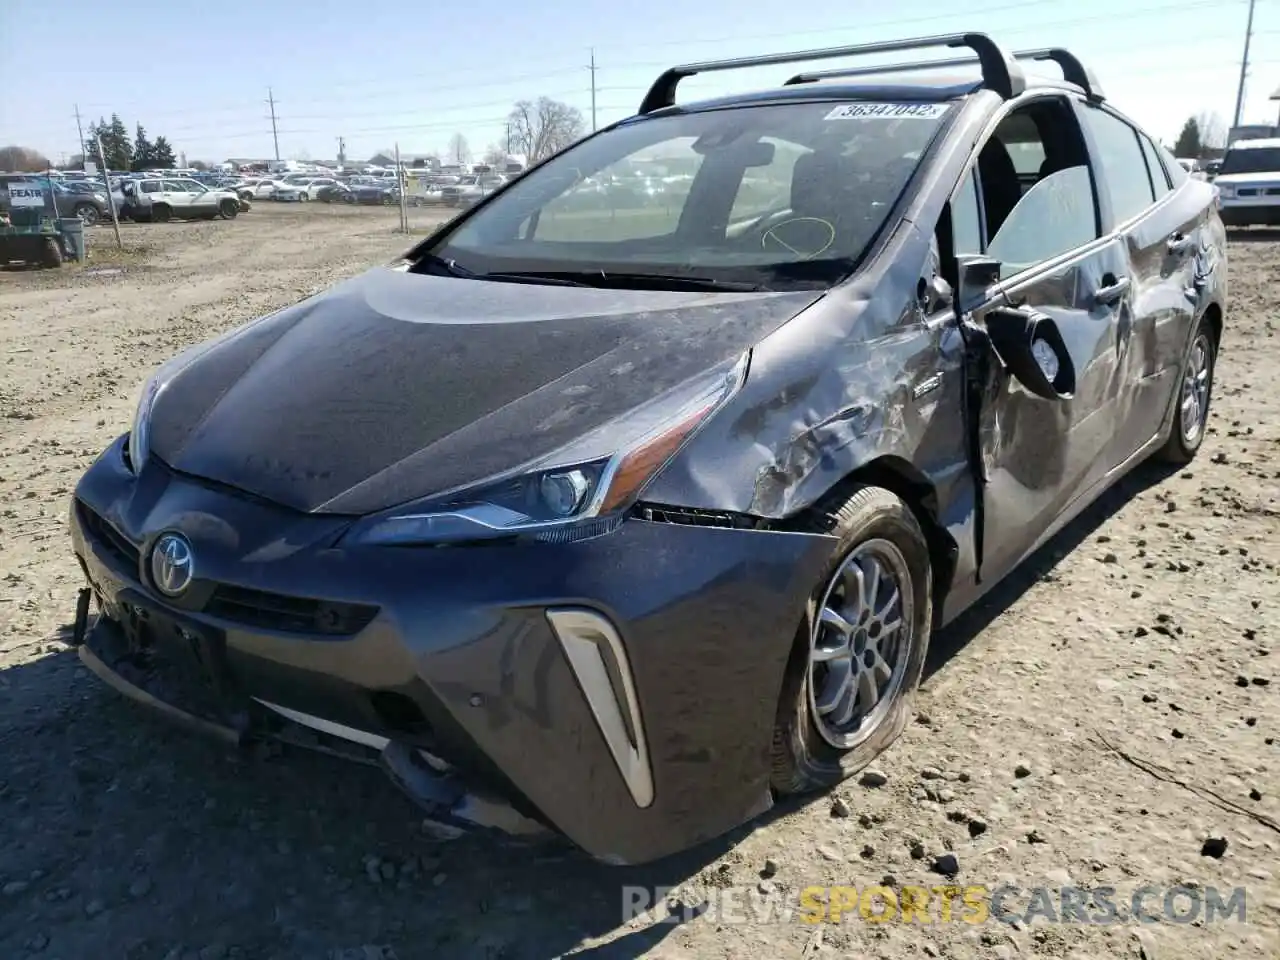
785 46 1104 101
637 32 1025 115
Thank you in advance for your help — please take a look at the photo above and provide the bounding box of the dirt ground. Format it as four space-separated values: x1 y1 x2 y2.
0 204 1276 960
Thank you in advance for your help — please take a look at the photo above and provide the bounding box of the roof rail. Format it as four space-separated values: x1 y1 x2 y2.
785 46 1104 101
637 32 1025 114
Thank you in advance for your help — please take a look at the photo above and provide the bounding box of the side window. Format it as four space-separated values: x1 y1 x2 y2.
141 181 161 194
951 168 983 256
988 167 1098 276
1079 106 1156 224
1137 134 1172 200
972 100 1099 278
1156 141 1190 188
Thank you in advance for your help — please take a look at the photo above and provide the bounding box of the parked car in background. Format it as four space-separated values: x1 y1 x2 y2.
124 178 242 221
315 182 354 203
272 182 308 202
438 175 505 207
1213 138 1280 226
349 181 396 205
299 177 344 200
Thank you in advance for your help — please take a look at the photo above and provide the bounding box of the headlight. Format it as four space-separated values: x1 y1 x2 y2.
345 352 750 547
1217 184 1234 199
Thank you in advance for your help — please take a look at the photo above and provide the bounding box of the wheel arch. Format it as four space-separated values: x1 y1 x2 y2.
800 455 960 623
1201 300 1223 351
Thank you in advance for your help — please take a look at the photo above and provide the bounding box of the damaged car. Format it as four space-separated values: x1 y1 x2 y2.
69 33 1226 866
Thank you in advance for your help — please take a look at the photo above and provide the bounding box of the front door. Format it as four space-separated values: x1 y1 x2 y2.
950 96 1136 583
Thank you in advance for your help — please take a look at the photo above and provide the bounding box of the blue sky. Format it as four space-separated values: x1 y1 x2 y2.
1 0 1276 164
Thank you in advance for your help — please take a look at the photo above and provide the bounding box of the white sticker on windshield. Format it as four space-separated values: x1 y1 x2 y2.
824 103 949 121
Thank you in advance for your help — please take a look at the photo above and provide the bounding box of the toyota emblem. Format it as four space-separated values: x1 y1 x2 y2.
150 533 194 596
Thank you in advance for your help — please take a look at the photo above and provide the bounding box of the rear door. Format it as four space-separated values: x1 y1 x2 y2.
954 95 1134 582
1074 101 1200 463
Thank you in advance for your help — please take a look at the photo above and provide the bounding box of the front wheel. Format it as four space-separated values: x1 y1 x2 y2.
771 485 933 795
1155 317 1216 464
219 199 239 219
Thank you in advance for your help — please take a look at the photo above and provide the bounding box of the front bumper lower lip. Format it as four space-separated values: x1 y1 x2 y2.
73 601 551 841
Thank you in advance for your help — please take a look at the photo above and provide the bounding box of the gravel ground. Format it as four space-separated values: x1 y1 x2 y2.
0 205 1276 960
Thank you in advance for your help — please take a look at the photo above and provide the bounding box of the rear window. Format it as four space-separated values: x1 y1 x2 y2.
1220 146 1280 175
432 100 952 290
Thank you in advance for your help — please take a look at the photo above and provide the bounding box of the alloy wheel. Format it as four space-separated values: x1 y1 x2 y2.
808 538 913 750
1179 333 1212 445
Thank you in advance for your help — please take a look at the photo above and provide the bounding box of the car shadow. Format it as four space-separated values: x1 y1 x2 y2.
0 459 1185 959
924 458 1183 678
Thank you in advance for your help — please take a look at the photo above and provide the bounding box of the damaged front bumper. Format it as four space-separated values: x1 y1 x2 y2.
69 438 836 864
74 602 549 841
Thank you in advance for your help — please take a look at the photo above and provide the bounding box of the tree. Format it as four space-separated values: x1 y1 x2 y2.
86 113 132 171
1194 111 1227 154
1173 117 1202 159
190 160 208 171
132 124 153 171
0 146 52 171
447 133 471 164
151 136 176 169
482 143 508 167
507 97 585 163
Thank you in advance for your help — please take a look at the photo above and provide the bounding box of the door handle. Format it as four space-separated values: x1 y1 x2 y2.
1167 233 1195 255
1093 276 1131 306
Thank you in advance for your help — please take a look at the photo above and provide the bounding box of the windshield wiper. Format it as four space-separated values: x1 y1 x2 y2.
415 253 476 278
479 270 766 292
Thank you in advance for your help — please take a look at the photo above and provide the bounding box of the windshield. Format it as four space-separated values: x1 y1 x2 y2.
427 100 950 290
1220 146 1280 175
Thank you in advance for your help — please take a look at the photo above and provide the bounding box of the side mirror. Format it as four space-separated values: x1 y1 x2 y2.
956 254 1002 312
986 307 1076 401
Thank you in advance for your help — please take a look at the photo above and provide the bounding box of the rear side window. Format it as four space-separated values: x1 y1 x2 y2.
1080 105 1155 224
1137 134 1172 199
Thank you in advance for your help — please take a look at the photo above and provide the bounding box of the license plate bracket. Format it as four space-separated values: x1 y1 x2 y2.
116 588 236 716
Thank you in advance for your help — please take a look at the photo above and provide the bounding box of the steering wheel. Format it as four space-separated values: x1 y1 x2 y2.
760 217 836 260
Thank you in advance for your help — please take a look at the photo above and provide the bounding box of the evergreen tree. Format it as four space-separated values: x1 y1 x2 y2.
151 136 176 169
132 124 154 171
1173 117 1202 158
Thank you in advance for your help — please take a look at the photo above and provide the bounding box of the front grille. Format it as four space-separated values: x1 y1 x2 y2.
205 584 378 636
1239 188 1259 197
77 501 140 570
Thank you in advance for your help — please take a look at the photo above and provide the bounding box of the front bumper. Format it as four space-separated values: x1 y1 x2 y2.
70 436 835 864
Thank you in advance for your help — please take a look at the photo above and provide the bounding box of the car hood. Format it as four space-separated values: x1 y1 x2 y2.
148 266 819 515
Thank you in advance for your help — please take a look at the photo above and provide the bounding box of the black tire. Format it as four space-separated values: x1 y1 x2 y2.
1155 315 1216 465
219 199 239 219
771 485 933 795
152 204 171 223
74 203 100 226
40 237 64 269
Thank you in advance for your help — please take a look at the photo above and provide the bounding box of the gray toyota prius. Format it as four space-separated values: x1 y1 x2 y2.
69 33 1226 865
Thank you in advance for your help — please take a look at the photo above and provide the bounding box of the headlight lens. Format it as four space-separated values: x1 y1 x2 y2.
126 375 165 471
1217 184 1234 198
346 352 749 547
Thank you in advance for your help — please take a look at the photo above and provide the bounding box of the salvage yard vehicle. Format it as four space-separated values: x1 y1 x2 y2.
69 33 1226 867
1211 137 1280 227
125 177 242 222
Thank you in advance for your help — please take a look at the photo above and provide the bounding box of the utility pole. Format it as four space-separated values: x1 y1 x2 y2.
505 122 511 155
588 48 598 132
73 104 86 169
336 136 346 167
1232 0 1256 129
95 135 122 250
266 87 281 161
